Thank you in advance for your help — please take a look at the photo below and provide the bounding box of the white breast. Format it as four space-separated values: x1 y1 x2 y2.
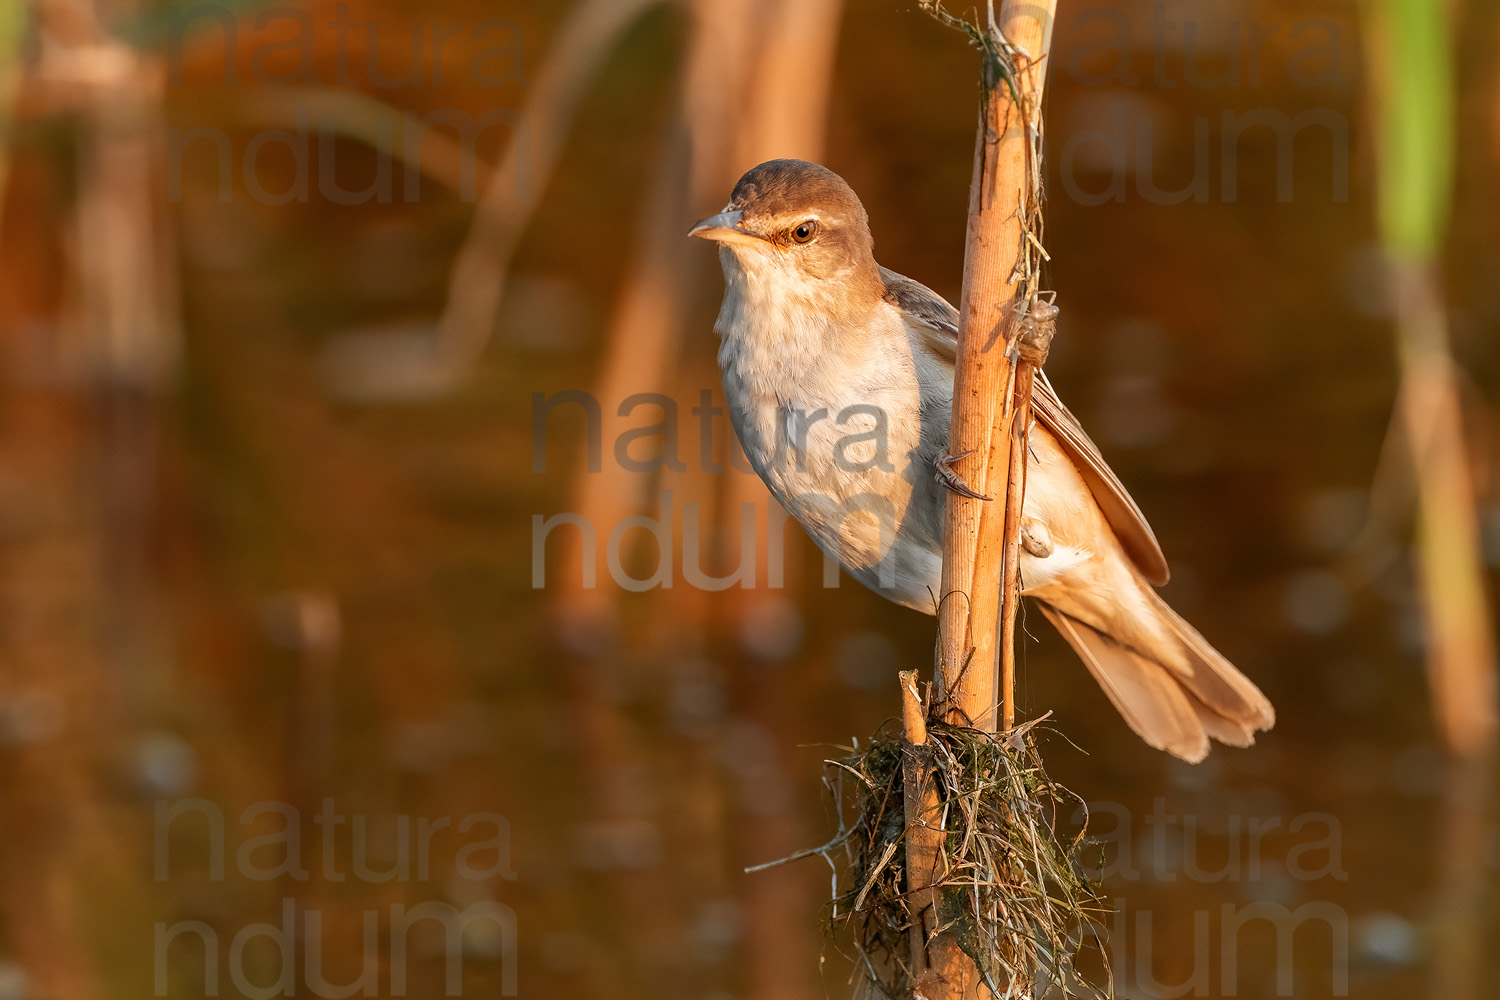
714 253 938 607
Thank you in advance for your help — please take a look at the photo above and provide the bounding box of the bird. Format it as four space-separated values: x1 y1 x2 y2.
689 158 1273 762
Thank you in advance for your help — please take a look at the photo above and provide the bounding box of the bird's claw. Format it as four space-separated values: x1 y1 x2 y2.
935 451 991 500
1020 518 1053 558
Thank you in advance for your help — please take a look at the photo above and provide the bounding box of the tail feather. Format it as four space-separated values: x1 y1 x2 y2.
1150 592 1276 732
1038 600 1273 762
1038 604 1210 762
1186 689 1257 748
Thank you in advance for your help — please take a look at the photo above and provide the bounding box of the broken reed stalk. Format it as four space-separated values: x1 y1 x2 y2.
898 670 947 987
911 1 1058 996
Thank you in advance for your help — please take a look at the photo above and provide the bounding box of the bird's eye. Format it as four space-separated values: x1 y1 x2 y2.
791 220 817 243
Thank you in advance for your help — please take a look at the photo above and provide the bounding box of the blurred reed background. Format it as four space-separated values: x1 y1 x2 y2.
0 0 1496 998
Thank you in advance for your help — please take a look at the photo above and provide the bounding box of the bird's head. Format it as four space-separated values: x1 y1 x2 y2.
689 159 882 305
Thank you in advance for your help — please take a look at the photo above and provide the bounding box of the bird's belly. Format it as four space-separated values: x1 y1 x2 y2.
727 386 942 610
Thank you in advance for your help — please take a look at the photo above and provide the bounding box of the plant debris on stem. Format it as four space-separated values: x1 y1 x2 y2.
811 716 1113 999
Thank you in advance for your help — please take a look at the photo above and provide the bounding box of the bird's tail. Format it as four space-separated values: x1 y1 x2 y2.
1037 595 1275 763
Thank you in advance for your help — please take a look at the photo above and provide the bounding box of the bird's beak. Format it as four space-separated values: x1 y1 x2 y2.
688 209 768 248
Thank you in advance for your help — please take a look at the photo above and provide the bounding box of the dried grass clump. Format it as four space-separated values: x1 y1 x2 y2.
822 718 1112 999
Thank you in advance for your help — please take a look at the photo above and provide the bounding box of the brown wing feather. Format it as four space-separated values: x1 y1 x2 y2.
880 266 962 335
883 267 1170 585
1030 373 1170 585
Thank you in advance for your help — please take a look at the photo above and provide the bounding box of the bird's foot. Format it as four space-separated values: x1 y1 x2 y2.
935 451 991 500
1020 518 1053 558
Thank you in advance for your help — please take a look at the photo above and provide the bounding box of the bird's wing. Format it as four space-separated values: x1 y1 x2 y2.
881 266 1171 586
1029 372 1170 584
